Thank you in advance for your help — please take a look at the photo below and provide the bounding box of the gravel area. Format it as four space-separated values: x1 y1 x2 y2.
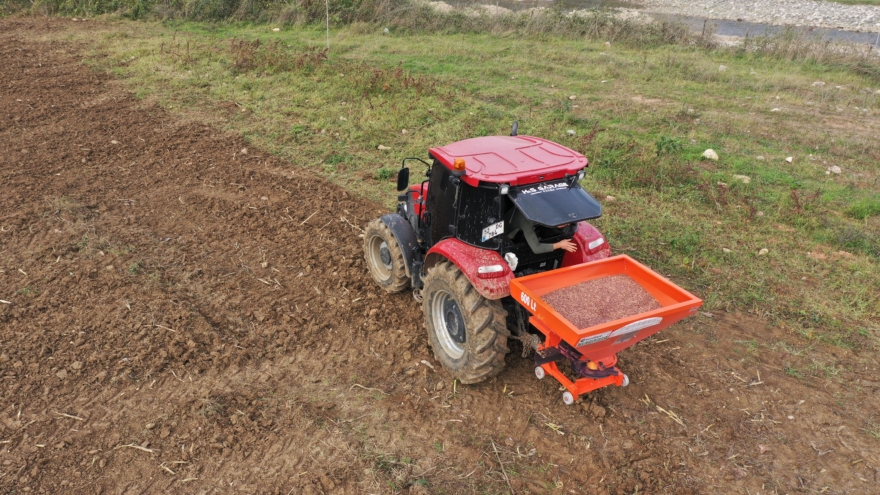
542 274 661 329
636 0 880 33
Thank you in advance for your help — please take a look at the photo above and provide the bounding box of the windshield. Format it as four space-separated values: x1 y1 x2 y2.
508 180 602 227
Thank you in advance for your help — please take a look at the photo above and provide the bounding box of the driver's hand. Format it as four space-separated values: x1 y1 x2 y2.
553 239 577 252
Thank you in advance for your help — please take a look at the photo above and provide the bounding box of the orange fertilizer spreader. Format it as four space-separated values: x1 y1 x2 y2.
510 254 702 404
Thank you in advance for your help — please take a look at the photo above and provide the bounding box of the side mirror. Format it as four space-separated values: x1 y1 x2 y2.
396 167 410 191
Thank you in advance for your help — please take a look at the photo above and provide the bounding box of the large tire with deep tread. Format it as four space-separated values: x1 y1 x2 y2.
364 218 410 293
422 261 509 384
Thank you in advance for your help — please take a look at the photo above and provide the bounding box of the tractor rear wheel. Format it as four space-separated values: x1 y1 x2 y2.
364 219 410 293
422 261 509 384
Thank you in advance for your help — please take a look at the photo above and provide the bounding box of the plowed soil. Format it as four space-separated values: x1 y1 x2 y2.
1 18 878 495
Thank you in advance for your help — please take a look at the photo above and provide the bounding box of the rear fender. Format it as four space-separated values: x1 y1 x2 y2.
380 213 419 277
424 238 513 300
561 221 611 267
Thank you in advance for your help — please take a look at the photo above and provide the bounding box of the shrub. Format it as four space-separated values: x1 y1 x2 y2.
656 136 684 156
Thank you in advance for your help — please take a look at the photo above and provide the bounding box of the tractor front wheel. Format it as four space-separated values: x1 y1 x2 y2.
364 219 410 293
422 261 509 384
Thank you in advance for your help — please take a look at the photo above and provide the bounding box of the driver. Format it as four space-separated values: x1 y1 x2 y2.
507 208 577 254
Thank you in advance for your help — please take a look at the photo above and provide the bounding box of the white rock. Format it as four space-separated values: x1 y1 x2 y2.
567 130 576 136
828 165 841 174
339 116 347 121
401 129 408 134
240 148 248 154
812 81 825 87
771 108 781 112
719 65 728 72
569 95 577 100
383 28 390 34
110 140 119 145
604 41 611 47
605 195 616 202
702 149 719 161
272 27 280 32
756 155 765 161
733 174 751 184
758 248 769 256
756 211 764 217
785 156 793 163
722 248 732 254
377 145 391 150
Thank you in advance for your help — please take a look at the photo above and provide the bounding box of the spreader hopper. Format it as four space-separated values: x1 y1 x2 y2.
510 255 702 404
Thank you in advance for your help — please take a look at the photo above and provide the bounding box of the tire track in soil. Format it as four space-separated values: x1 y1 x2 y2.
2 17 879 495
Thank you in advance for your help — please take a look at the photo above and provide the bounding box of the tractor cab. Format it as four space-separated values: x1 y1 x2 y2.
402 135 607 278
363 131 612 385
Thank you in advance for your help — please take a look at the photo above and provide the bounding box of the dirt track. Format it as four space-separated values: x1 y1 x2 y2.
1 18 879 494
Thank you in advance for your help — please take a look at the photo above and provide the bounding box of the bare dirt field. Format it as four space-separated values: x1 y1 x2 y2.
1 18 879 494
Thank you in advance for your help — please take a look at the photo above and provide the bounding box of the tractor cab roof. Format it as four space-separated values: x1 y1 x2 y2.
429 135 587 187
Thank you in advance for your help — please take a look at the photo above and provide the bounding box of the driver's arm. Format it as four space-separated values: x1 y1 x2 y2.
521 218 555 254
511 210 555 254
511 210 578 255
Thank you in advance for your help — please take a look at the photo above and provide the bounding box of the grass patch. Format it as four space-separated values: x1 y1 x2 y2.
128 261 143 274
42 15 880 346
374 167 395 181
846 196 880 220
783 366 804 379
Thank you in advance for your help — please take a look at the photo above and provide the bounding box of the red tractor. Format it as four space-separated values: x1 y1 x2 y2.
364 127 700 403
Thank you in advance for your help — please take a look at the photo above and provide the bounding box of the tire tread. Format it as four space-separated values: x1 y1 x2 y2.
363 218 410 293
422 261 509 384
